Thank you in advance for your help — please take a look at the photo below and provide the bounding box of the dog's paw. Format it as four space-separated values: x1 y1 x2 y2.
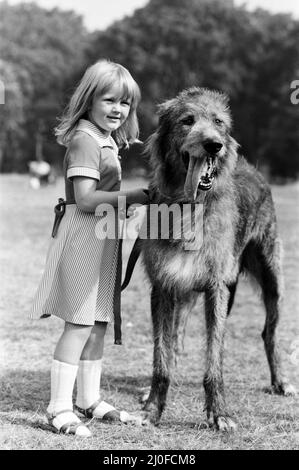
139 387 150 404
264 382 297 396
282 384 297 396
142 401 161 426
120 411 148 426
274 382 297 396
213 415 237 432
140 409 160 427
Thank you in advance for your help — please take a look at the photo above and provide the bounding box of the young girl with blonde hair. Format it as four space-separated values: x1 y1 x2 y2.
30 59 149 437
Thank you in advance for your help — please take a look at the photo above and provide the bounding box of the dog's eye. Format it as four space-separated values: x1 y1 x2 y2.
214 118 223 125
181 116 195 126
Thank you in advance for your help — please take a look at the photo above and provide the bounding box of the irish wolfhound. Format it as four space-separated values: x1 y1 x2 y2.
123 87 296 431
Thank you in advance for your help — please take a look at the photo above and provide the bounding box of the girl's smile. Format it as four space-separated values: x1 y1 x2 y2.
89 85 131 135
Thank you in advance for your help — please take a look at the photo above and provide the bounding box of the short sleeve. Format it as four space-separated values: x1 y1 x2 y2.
66 132 101 181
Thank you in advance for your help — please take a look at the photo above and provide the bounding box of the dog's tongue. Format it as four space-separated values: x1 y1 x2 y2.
184 156 206 201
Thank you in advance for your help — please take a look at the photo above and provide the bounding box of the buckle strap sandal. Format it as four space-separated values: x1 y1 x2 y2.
75 399 145 425
75 399 120 421
47 409 92 437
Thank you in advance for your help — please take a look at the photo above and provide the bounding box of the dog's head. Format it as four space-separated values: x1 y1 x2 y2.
147 87 239 201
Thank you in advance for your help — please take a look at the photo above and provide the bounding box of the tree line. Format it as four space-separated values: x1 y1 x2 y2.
1 0 299 179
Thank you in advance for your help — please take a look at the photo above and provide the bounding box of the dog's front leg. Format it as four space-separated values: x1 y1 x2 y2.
203 285 237 431
143 284 175 425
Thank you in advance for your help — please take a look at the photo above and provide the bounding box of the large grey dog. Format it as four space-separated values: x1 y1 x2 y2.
122 87 296 431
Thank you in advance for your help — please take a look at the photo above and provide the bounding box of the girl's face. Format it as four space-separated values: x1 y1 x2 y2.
89 84 131 134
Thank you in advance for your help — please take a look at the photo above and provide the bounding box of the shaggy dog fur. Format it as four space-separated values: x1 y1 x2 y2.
123 87 296 431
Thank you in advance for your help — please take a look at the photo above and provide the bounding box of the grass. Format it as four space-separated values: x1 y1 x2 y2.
0 174 298 450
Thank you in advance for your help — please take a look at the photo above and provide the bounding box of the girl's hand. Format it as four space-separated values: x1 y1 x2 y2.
119 204 137 220
127 188 150 205
126 205 137 218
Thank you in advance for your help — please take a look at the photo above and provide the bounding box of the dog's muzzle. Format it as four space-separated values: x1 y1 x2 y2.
183 151 217 200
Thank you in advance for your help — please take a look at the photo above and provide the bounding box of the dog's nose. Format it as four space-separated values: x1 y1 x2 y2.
203 140 223 154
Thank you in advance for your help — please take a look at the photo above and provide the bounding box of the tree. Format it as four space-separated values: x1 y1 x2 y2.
88 0 299 178
0 2 89 171
1 0 298 178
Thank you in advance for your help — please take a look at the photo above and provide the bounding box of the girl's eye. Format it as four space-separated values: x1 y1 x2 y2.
182 115 195 126
121 100 131 106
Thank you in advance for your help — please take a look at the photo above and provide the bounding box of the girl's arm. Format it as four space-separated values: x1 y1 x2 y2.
73 177 148 212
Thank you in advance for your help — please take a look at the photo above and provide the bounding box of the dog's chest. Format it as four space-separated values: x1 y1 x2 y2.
144 196 238 292
148 236 236 293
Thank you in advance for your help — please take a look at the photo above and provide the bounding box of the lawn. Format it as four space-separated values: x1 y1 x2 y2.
0 174 298 450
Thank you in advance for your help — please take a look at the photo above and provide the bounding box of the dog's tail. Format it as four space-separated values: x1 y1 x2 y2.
121 237 142 291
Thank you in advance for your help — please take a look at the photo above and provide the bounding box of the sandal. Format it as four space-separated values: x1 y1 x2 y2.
47 409 92 437
75 399 120 421
75 399 144 425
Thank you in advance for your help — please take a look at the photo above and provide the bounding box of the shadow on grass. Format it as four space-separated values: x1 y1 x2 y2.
0 369 155 411
4 369 295 436
0 369 54 433
0 369 49 412
102 374 204 392
0 369 208 433
1 413 57 435
101 374 151 396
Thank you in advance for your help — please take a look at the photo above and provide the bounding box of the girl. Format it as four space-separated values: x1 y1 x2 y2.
30 60 149 437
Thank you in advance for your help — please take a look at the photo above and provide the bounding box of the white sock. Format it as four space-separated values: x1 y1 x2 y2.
46 359 78 415
76 359 102 409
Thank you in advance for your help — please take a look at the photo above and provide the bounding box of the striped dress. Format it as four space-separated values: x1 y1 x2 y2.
29 119 122 325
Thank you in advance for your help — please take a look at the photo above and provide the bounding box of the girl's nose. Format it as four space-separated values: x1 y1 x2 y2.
112 102 121 113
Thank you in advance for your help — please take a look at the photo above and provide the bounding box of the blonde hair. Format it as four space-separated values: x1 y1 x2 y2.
55 59 141 147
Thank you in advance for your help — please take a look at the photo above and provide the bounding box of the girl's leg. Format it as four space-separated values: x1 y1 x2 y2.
76 322 110 412
80 321 107 361
54 322 94 364
47 322 93 436
75 322 143 424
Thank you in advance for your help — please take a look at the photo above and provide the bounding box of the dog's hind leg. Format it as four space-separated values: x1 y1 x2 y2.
143 285 176 425
203 285 237 431
258 241 296 396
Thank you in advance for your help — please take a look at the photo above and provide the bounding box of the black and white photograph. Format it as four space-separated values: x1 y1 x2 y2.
0 0 298 452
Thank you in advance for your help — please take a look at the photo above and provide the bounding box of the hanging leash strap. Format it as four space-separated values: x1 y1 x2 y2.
113 238 123 345
113 197 147 345
51 198 74 237
52 198 66 237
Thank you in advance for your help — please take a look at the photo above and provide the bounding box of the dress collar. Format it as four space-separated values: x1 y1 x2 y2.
76 119 118 152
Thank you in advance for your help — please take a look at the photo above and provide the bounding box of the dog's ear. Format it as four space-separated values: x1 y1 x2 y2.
155 98 178 159
219 91 230 106
229 136 240 151
143 98 176 165
226 136 239 172
157 98 177 120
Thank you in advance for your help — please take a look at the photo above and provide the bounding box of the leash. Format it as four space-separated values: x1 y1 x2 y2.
52 198 67 237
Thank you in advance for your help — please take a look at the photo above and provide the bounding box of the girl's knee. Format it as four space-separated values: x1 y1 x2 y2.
94 321 108 334
64 322 93 340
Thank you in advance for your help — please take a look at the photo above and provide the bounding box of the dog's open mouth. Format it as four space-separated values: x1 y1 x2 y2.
183 153 216 200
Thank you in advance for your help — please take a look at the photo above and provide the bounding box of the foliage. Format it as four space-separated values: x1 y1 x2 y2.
1 0 299 178
0 1 89 171
88 0 299 178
